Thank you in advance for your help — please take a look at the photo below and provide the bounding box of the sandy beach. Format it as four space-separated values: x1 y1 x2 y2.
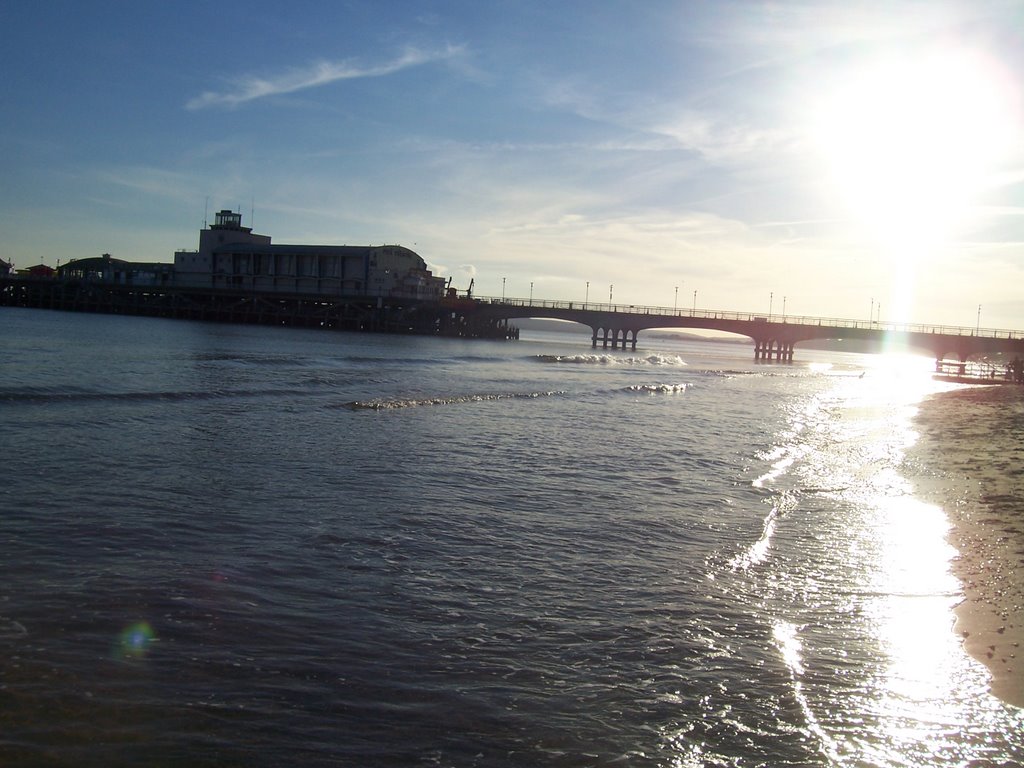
910 383 1024 709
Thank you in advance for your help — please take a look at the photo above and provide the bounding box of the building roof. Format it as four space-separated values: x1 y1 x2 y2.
212 243 418 258
57 256 171 274
59 255 132 270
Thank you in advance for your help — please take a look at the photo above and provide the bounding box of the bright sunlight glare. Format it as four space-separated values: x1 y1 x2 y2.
812 46 1015 249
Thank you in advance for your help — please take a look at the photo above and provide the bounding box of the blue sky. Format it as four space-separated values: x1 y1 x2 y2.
2 1 1022 329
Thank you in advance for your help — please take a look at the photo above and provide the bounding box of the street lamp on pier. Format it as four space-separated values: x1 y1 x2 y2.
610 284 613 303
586 281 589 308
692 290 697 313
977 304 981 334
783 296 787 317
530 282 534 304
502 277 506 301
674 285 679 312
769 291 774 319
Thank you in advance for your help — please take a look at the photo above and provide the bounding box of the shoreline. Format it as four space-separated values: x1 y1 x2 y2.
948 498 1024 709
910 383 1024 709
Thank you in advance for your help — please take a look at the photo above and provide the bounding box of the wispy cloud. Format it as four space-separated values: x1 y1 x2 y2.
538 73 791 166
94 165 198 201
186 45 465 110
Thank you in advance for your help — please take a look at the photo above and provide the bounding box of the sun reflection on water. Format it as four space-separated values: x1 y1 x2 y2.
870 494 962 700
831 354 1017 764
664 350 1019 766
762 352 1013 763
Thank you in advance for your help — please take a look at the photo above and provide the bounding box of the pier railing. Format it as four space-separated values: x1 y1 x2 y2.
476 296 1022 341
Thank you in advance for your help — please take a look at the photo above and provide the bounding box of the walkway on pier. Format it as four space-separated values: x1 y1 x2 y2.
6 273 1022 366
464 296 1024 364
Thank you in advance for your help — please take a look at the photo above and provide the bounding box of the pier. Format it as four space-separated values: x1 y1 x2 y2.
3 275 1023 369
0 210 517 342
0 276 518 340
459 296 1024 368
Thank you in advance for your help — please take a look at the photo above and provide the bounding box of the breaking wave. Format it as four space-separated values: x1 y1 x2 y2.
621 383 690 395
341 390 567 410
534 353 687 366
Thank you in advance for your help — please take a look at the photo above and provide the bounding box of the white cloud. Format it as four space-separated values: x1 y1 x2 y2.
186 45 465 110
653 111 793 164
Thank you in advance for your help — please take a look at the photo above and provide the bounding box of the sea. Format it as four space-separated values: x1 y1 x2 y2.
1 305 1022 767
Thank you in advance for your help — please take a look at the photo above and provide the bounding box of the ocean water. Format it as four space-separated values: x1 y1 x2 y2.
1 306 1021 767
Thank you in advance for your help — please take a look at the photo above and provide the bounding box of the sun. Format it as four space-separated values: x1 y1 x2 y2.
811 46 1014 249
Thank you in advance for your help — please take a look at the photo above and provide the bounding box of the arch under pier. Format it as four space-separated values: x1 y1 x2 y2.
456 298 1024 365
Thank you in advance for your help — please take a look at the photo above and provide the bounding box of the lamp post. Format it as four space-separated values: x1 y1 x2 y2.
502 277 506 301
692 290 697 313
977 304 981 334
674 285 679 312
769 291 773 319
586 281 589 308
609 284 613 304
783 296 787 318
530 282 534 304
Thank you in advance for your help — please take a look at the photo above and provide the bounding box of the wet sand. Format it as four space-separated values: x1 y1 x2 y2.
910 383 1024 709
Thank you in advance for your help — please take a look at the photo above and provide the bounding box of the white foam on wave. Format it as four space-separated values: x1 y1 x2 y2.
771 620 843 764
752 453 799 488
535 353 687 366
342 390 566 410
729 488 806 573
622 383 690 395
729 506 778 571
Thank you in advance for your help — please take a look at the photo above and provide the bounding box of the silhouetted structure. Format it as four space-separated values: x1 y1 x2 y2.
0 212 515 340
4 214 1023 362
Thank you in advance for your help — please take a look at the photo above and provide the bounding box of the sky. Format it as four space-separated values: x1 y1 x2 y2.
1 0 1022 330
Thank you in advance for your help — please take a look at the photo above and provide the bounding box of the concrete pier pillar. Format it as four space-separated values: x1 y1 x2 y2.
753 338 795 362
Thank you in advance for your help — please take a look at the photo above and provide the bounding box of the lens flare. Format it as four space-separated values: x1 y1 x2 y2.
116 621 156 659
